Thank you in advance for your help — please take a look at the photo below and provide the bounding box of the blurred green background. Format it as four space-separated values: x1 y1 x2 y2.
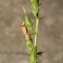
0 0 63 63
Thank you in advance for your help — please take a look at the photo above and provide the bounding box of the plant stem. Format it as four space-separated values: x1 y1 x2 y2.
34 17 39 46
34 0 39 46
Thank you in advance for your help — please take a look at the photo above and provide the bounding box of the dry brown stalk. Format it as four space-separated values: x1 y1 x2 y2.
20 22 32 40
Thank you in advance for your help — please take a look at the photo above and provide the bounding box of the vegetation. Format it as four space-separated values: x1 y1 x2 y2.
20 0 41 63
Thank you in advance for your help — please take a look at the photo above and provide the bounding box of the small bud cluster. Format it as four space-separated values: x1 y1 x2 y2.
20 0 40 63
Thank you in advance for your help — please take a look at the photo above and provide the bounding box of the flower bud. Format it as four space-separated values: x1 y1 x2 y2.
26 40 34 51
22 6 33 31
25 14 33 31
31 0 39 17
28 46 37 63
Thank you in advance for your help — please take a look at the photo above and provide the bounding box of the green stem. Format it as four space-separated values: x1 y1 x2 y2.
34 0 39 46
34 17 39 46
